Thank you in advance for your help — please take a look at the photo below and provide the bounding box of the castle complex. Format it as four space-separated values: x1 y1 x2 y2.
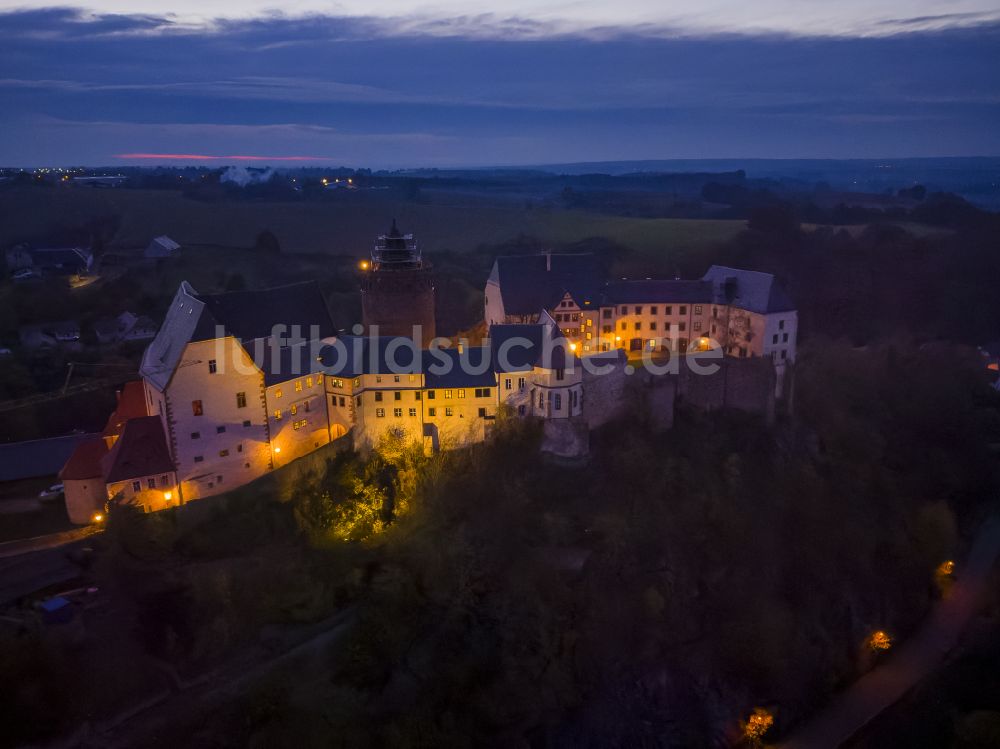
59 227 797 523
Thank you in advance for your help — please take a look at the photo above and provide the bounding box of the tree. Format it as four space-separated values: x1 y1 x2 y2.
254 229 281 254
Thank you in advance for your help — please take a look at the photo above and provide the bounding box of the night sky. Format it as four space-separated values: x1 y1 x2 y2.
1 2 999 166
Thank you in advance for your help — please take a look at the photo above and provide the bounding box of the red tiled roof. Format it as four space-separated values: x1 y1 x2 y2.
101 416 175 484
59 438 109 480
102 381 148 439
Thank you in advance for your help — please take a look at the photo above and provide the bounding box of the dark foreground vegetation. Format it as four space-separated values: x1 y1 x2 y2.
2 339 998 747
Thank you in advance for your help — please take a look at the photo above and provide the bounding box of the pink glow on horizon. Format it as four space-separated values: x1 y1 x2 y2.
115 153 332 161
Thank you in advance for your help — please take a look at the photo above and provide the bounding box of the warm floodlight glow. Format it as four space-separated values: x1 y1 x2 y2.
868 630 892 651
164 491 173 501
359 260 370 270
743 708 774 741
273 446 281 453
569 342 577 351
938 560 955 576
92 512 104 523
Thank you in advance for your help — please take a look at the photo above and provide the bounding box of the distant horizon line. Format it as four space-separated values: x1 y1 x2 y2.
4 155 1000 171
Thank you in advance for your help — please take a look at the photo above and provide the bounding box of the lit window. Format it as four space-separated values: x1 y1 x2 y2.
376 408 385 417
409 408 417 416
291 404 297 415
694 305 702 315
457 390 466 399
306 376 313 388
394 408 402 417
275 388 282 399
353 378 360 387
274 409 282 420
444 390 453 399
445 407 454 416
693 322 702 331
295 380 302 392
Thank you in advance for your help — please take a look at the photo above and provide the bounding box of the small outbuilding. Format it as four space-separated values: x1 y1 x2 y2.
144 235 180 259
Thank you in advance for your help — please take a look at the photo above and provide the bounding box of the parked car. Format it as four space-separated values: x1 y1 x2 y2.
38 483 65 501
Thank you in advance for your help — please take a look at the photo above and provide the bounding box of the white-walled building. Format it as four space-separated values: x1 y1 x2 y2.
485 254 798 365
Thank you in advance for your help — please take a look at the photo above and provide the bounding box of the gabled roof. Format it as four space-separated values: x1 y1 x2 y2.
248 338 332 386
101 416 175 484
59 438 109 481
603 279 712 306
141 281 337 391
30 247 92 272
140 281 207 390
489 253 603 316
102 381 148 440
192 281 336 343
702 265 795 314
488 320 575 372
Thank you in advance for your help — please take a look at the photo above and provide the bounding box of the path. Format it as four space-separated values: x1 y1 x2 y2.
0 525 100 560
780 514 1000 749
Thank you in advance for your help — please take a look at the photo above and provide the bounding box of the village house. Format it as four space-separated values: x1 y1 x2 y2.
144 235 180 259
94 311 158 345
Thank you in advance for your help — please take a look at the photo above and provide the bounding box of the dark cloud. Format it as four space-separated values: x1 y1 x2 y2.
0 8 998 165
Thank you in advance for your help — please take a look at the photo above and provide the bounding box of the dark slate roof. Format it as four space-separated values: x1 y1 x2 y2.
247 339 330 386
59 438 108 480
424 348 496 388
316 325 572 379
0 433 102 482
30 247 91 273
488 322 575 372
191 281 336 343
602 279 712 306
318 335 421 378
702 265 796 314
101 416 175 484
491 253 603 315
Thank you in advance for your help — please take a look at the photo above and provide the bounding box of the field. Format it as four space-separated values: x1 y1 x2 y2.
0 187 745 264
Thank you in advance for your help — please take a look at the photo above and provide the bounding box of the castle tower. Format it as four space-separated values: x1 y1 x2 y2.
360 220 436 347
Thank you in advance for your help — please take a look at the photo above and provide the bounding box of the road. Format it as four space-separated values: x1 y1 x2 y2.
780 514 1000 749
